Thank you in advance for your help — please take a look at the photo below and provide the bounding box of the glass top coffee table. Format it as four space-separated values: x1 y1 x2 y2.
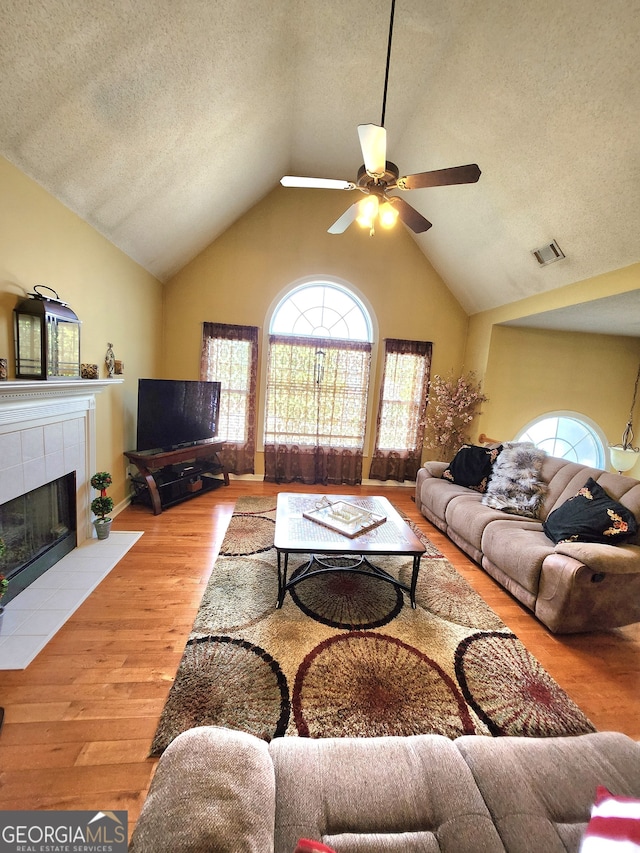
274 493 426 609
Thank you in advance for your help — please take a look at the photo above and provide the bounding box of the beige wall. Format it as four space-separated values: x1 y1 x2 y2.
479 325 640 474
465 263 640 375
163 185 470 474
467 267 640 476
0 156 164 506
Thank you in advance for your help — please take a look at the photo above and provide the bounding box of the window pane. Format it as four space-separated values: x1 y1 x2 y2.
271 283 371 341
205 338 251 442
377 351 429 451
517 415 604 467
264 339 370 448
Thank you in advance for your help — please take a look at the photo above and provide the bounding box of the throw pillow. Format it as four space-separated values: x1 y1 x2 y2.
442 444 503 493
294 841 337 853
543 478 638 545
579 786 640 851
481 441 547 517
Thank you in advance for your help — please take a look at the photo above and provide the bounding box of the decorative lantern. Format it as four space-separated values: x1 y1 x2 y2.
14 286 81 380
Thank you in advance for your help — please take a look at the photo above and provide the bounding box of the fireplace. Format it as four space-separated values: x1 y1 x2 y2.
0 473 77 606
0 378 122 604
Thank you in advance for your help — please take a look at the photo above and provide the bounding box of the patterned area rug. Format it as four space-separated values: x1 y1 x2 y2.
150 496 594 755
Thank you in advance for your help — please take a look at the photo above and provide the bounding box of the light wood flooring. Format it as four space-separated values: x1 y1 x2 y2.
0 480 638 840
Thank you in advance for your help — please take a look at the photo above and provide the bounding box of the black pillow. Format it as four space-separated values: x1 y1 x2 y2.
543 478 638 545
442 444 502 493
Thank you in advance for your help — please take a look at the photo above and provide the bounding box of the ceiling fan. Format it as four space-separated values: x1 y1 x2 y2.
280 0 481 236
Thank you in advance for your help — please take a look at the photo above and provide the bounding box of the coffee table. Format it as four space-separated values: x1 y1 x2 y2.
274 493 426 609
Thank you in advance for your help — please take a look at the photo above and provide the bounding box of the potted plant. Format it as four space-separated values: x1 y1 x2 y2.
90 472 114 540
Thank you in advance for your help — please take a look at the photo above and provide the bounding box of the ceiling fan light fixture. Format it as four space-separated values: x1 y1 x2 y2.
378 200 399 229
356 195 379 229
357 124 387 178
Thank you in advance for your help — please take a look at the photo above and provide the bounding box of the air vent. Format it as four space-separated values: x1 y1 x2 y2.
532 240 565 266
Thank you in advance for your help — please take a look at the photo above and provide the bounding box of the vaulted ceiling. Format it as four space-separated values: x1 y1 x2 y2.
1 0 638 323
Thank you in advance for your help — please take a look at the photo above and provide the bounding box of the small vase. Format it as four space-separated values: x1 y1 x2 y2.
94 518 112 540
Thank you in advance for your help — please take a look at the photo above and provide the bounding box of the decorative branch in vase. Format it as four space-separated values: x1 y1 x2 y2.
423 371 489 462
90 472 114 540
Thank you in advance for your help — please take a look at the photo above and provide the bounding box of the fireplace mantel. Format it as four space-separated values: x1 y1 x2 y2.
0 378 123 543
0 377 122 407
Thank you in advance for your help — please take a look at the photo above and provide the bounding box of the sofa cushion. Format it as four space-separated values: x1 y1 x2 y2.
480 520 553 599
543 478 638 545
443 444 502 493
456 732 640 853
481 442 547 518
269 734 507 853
418 478 477 530
445 495 529 563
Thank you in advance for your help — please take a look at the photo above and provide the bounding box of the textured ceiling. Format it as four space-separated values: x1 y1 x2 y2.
1 0 639 321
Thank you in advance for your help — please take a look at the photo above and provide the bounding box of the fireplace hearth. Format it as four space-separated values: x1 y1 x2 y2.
0 473 77 606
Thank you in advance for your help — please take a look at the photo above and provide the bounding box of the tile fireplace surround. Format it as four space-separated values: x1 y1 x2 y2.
0 378 141 669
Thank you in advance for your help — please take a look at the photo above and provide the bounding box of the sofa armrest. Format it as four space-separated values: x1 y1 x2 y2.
553 541 640 575
422 460 448 479
415 461 448 509
130 726 276 853
536 549 640 633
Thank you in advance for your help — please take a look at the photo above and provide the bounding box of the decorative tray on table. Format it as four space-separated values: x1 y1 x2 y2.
303 498 386 538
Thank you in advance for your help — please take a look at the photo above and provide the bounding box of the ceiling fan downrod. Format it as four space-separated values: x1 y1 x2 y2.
380 0 396 128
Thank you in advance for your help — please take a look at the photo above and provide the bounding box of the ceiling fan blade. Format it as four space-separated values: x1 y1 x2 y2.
357 124 387 177
390 197 432 233
398 164 481 190
281 176 354 190
328 202 360 234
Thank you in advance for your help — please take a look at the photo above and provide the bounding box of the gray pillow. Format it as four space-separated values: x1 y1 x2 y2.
481 442 547 518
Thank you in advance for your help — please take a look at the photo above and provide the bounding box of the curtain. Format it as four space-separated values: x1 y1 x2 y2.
264 334 371 485
200 323 258 475
369 338 432 482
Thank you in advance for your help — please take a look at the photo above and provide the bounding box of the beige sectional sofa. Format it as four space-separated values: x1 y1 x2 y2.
130 725 640 853
415 452 640 633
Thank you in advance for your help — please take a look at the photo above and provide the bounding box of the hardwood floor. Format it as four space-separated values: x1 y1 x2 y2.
0 480 638 840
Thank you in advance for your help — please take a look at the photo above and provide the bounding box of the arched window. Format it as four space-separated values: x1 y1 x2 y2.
264 281 373 485
515 413 606 468
270 282 372 341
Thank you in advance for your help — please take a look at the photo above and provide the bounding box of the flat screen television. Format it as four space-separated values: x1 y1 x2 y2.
136 378 221 453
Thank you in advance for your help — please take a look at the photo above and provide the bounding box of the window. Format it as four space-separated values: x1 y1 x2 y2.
201 323 258 475
370 339 432 482
264 282 373 485
264 336 371 448
515 413 605 467
271 282 372 341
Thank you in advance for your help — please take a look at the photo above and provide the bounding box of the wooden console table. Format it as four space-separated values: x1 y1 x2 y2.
124 441 229 515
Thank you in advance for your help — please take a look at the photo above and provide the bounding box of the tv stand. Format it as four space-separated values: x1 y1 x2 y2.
124 442 229 514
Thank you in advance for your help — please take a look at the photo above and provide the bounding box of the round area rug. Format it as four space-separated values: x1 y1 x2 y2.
454 631 597 737
289 558 404 629
219 513 275 556
150 635 290 755
293 631 478 738
192 555 278 634
411 557 506 630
